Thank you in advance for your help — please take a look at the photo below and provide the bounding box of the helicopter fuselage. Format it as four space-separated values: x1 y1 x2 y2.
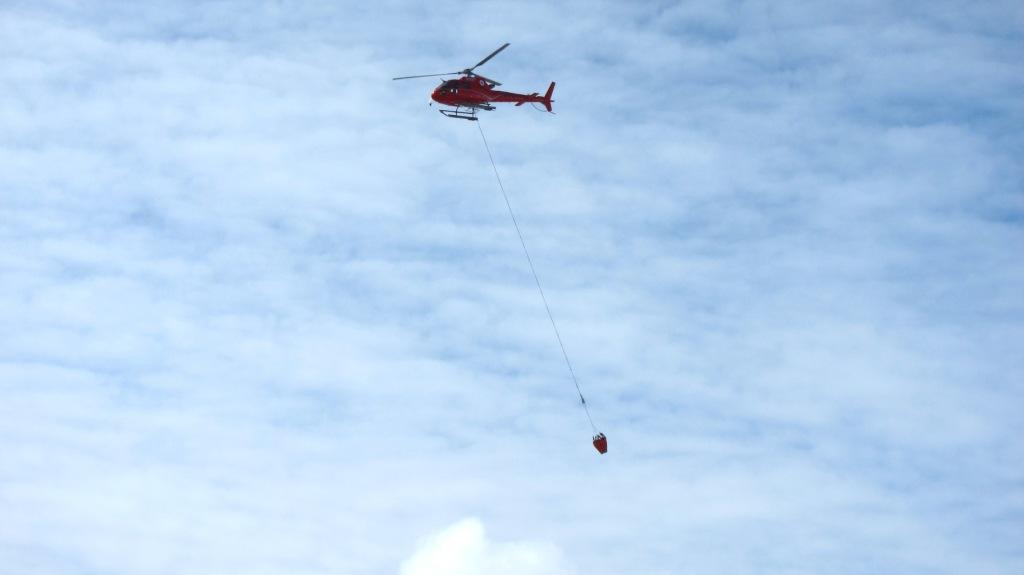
432 76 553 112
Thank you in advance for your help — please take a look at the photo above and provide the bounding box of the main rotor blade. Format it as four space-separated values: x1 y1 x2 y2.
392 72 460 80
465 43 509 73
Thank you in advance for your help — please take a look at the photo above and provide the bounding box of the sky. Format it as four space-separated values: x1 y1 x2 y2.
2 1 1023 573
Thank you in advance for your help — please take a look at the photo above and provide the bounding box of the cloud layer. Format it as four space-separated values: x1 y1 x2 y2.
400 518 572 575
2 1 1022 574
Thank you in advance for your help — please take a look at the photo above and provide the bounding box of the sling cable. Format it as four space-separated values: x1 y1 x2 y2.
477 121 607 455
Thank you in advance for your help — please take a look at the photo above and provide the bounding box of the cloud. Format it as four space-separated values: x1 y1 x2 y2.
2 1 1023 574
399 518 573 575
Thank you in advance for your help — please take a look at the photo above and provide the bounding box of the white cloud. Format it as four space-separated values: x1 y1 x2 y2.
399 518 573 575
2 1 1023 574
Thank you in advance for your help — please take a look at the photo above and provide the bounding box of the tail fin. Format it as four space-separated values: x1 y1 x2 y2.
542 81 555 112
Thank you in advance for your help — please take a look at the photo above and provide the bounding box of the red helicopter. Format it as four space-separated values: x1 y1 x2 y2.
392 43 555 121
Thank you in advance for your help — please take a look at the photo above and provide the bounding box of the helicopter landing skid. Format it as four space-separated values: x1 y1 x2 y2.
439 107 479 121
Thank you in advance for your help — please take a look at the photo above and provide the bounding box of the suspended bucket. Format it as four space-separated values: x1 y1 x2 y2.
592 432 608 454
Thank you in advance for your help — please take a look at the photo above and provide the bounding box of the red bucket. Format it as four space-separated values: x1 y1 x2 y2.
592 432 608 454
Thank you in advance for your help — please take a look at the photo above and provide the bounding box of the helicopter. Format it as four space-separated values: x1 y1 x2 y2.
392 43 555 121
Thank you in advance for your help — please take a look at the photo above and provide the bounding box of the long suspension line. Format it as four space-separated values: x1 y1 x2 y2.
477 120 597 434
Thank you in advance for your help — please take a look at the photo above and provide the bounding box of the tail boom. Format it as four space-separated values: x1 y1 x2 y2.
492 82 556 112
